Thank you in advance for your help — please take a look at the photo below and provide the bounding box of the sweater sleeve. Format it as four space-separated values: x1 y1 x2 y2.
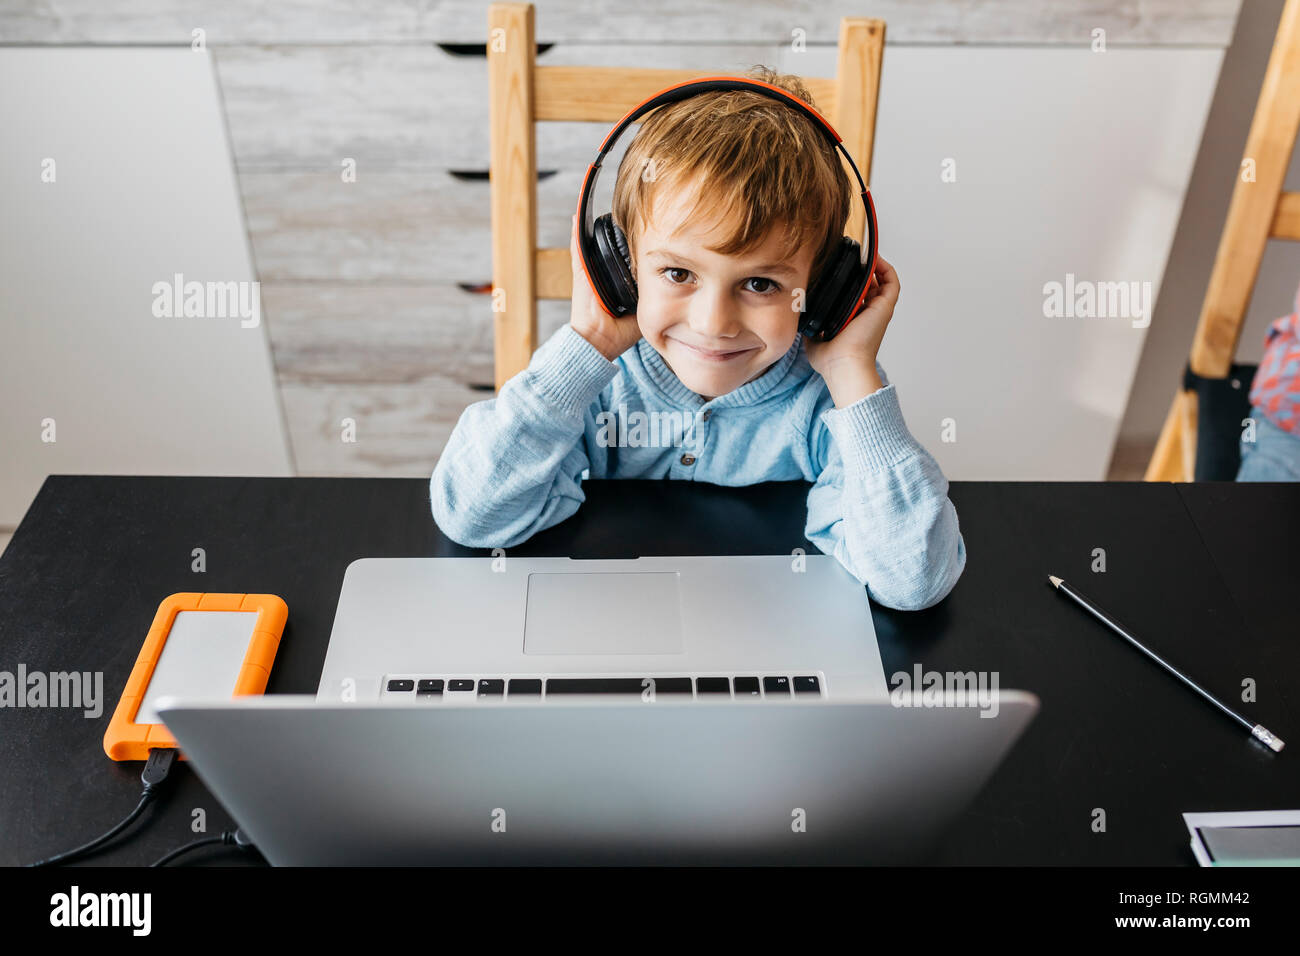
430 325 619 548
800 364 967 610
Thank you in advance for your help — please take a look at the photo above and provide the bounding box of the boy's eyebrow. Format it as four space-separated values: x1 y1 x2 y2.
644 248 799 277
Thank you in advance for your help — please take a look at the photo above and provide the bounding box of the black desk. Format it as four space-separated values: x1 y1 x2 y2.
0 476 1295 866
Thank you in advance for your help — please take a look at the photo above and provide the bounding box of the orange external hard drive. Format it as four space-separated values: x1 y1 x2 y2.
103 592 287 761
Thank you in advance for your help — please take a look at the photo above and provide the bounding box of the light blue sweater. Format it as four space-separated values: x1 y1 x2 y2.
429 325 966 610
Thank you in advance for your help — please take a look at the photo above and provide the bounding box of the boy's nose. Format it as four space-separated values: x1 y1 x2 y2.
687 288 742 338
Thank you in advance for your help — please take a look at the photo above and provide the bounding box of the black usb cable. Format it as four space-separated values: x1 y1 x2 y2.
27 747 178 867
151 827 259 867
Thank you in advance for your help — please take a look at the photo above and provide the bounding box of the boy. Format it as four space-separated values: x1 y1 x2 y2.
430 67 966 611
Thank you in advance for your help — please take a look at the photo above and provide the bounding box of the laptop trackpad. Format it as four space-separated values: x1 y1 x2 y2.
523 571 684 655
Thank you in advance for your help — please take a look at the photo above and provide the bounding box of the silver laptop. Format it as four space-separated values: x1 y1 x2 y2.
156 692 1039 865
316 556 892 704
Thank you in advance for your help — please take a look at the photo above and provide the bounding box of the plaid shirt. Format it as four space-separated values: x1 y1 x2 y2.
1249 284 1300 434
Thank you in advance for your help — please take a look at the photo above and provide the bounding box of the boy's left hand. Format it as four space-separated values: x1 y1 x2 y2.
804 254 899 406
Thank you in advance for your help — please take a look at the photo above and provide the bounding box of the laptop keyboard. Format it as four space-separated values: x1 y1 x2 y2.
381 675 823 700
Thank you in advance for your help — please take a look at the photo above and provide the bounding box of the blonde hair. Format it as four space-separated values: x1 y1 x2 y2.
611 65 852 288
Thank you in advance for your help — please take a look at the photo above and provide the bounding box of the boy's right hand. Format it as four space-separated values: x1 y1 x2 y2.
569 213 643 361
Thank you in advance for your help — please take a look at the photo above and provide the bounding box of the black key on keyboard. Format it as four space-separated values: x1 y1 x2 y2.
763 676 791 697
733 677 760 697
794 676 821 695
386 679 414 692
478 679 504 697
547 678 685 695
447 679 475 692
417 679 444 694
547 678 642 695
508 679 542 696
695 677 730 695
648 677 692 694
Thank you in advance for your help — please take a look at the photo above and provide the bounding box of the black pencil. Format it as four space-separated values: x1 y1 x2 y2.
1048 575 1284 753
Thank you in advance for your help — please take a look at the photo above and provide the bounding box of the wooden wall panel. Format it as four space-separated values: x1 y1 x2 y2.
239 167 588 282
1 1 1241 45
263 282 568 387
214 44 782 168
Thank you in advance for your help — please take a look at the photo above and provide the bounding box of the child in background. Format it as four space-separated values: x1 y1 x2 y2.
1238 279 1300 481
431 67 965 610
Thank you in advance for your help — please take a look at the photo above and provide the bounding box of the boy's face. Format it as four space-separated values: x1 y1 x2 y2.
631 179 815 400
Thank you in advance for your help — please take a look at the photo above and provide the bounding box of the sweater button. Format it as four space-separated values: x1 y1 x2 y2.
680 454 696 466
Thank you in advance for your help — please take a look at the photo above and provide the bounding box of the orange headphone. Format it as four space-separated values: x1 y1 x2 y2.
575 75 879 341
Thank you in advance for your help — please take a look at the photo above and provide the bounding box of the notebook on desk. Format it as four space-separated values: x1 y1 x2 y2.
157 691 1040 865
157 554 1039 864
315 555 889 704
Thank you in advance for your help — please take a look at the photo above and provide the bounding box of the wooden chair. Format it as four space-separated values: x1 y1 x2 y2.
1146 0 1300 481
486 3 886 389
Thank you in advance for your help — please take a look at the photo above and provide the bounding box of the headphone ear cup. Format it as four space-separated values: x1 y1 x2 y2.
592 214 639 316
801 237 867 341
610 219 632 267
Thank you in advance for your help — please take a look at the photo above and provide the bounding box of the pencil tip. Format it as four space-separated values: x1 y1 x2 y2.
1048 575 1063 588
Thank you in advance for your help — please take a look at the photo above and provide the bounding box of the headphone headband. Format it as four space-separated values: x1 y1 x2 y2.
594 75 843 157
576 75 878 338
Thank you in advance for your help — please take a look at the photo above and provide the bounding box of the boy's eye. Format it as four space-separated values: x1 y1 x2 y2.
744 277 781 295
658 268 782 296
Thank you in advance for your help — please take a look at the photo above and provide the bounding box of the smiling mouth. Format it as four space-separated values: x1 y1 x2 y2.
672 339 757 361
